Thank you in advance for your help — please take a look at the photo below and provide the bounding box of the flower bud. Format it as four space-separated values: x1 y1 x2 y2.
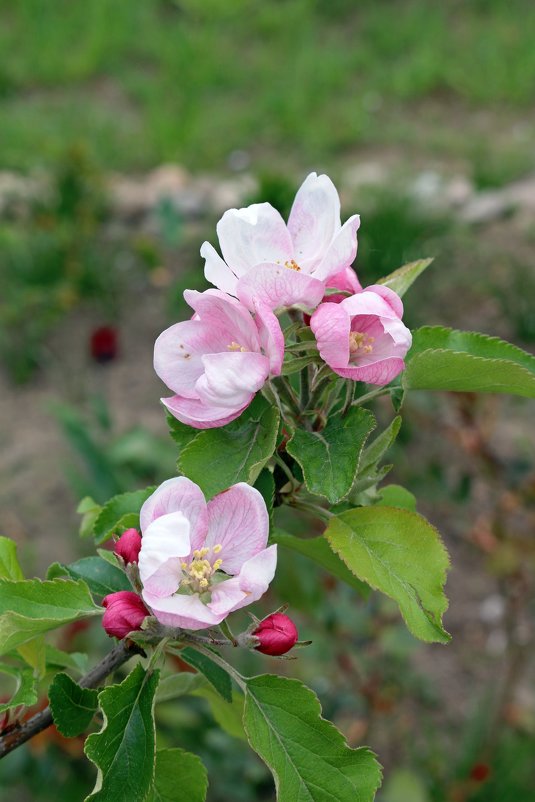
90 325 118 363
114 528 142 564
101 591 149 639
253 612 298 656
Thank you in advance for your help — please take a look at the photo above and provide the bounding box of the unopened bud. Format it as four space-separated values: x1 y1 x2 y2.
114 528 142 564
101 591 149 639
253 613 298 656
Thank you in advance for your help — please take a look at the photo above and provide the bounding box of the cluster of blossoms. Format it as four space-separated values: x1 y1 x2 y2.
102 173 412 650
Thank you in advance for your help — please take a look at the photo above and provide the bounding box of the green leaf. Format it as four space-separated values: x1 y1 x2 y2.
179 395 280 498
148 748 208 802
287 407 375 504
194 684 246 741
358 416 401 478
377 258 434 297
272 529 370 597
0 578 100 656
48 556 132 598
403 327 535 397
17 636 46 677
156 672 205 702
0 663 38 713
377 485 417 512
49 673 98 737
281 353 321 376
166 413 199 452
244 675 382 802
325 507 450 643
180 647 232 702
0 536 24 580
254 468 275 522
85 664 160 802
93 487 155 545
77 497 103 538
45 645 88 675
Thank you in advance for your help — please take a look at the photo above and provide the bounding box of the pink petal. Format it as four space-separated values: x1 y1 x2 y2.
195 352 269 409
288 172 341 269
200 241 238 296
237 262 326 312
314 214 360 281
138 511 191 597
332 357 407 386
217 203 293 276
363 283 404 318
140 477 209 553
183 289 260 352
310 301 351 369
143 590 224 630
341 288 402 320
154 319 224 398
253 300 284 376
205 483 269 574
209 545 277 615
162 394 249 430
326 266 362 294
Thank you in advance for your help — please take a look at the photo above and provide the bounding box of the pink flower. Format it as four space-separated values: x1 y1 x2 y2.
154 289 284 429
138 478 277 631
253 613 299 656
310 285 412 386
102 591 149 639
201 172 360 311
114 528 142 564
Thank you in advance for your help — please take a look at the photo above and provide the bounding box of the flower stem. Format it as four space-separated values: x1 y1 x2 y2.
352 387 392 407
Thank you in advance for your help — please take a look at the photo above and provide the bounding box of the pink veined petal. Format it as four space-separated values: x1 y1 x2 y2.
340 288 402 320
253 299 284 376
362 283 404 319
195 351 269 409
332 357 407 386
140 477 209 554
200 241 239 296
162 394 250 430
183 289 260 352
326 266 362 294
288 172 341 269
314 214 361 281
208 544 277 616
205 483 269 574
310 301 351 369
138 511 191 597
142 590 225 630
216 203 293 276
237 262 326 312
154 319 226 399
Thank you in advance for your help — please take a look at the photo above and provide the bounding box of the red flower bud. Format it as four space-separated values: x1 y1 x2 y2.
90 326 118 363
253 613 298 656
101 591 149 639
114 528 142 564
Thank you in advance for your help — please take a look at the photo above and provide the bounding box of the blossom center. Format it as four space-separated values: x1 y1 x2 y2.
181 544 223 594
284 259 301 272
349 331 374 355
227 341 247 352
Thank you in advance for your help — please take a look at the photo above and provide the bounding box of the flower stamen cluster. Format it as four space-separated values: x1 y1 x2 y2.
181 545 223 593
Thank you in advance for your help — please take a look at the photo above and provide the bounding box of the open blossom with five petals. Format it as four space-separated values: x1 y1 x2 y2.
154 288 284 429
138 478 277 631
310 285 412 386
201 172 360 312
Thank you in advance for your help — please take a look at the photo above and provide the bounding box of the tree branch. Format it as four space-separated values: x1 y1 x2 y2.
0 639 142 760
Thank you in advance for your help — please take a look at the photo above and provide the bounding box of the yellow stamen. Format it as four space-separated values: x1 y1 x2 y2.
349 332 375 355
213 544 222 554
284 259 301 271
227 341 247 352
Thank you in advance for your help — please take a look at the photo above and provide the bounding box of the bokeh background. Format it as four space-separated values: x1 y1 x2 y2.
1 1 535 800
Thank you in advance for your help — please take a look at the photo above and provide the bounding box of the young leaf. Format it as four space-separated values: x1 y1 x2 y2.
194 684 245 741
357 416 401 478
0 536 24 580
45 645 88 675
180 647 232 702
325 507 450 643
93 487 155 544
148 748 208 802
0 578 100 656
403 327 535 397
49 673 98 737
244 675 382 802
271 529 370 597
0 663 38 713
377 485 416 511
85 663 160 802
287 407 375 504
179 395 280 498
377 258 434 297
48 556 132 599
17 636 46 677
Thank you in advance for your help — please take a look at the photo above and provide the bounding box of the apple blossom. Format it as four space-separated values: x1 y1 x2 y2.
138 477 277 630
253 612 299 656
154 288 284 429
310 284 412 386
101 591 149 639
201 172 360 311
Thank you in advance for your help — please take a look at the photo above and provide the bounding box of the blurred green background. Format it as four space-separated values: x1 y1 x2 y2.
0 1 534 800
